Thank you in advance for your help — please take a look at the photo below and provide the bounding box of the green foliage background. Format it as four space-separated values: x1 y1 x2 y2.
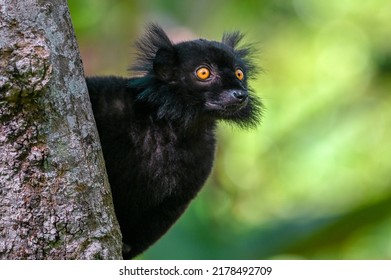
68 0 391 259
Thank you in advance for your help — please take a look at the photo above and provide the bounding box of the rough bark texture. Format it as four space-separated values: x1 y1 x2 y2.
0 0 122 259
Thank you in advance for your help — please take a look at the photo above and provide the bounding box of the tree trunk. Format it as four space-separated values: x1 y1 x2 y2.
0 0 122 259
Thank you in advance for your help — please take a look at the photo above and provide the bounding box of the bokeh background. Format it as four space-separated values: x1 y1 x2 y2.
68 0 391 259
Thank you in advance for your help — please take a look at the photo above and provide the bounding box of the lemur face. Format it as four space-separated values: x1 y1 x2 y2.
173 40 250 120
132 25 261 127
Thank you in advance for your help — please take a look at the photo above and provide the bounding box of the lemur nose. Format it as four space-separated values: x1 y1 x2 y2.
232 90 248 101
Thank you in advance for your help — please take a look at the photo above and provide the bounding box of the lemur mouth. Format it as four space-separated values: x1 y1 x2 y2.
206 98 248 113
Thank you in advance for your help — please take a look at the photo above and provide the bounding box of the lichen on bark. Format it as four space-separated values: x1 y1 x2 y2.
0 18 52 102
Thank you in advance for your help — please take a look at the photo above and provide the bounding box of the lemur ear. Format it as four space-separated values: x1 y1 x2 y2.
153 47 176 82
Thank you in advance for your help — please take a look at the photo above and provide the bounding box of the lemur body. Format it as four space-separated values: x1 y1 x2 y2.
86 25 261 259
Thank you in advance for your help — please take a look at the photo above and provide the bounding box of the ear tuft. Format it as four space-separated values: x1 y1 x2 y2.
130 23 174 75
222 31 245 49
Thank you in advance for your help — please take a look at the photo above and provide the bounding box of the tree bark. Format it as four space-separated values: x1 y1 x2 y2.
0 0 122 259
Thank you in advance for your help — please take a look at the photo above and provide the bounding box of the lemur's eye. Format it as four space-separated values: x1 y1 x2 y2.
235 69 244 81
196 67 211 80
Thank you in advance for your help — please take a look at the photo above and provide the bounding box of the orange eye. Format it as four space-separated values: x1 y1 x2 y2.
235 69 244 81
196 67 211 80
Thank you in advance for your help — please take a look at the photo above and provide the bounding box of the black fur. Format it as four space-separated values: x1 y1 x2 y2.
86 24 262 259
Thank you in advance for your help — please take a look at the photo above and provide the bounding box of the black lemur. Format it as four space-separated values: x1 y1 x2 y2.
86 24 262 259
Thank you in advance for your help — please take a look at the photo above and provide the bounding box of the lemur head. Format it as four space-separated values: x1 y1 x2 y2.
130 24 262 128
